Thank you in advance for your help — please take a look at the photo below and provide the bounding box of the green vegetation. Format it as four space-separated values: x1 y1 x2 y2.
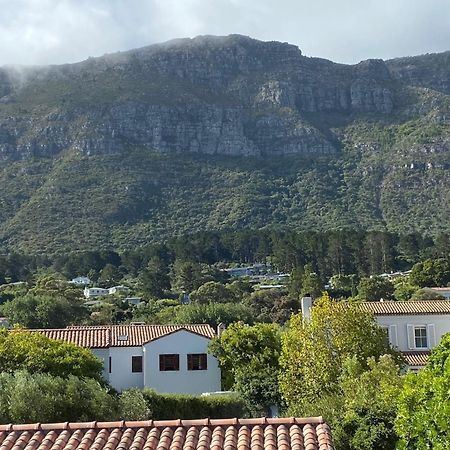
0 329 103 380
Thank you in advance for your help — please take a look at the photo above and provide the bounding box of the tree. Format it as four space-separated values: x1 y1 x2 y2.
395 333 450 449
171 302 254 328
139 256 171 298
299 355 403 450
209 322 282 415
0 371 116 424
409 258 450 287
300 264 323 298
279 294 400 410
357 276 394 301
410 288 445 301
1 293 88 328
118 389 151 420
393 278 419 301
189 281 236 304
171 260 204 293
0 329 104 381
98 264 122 286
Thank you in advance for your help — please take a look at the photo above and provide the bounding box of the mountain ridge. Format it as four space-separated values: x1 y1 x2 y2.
0 35 449 253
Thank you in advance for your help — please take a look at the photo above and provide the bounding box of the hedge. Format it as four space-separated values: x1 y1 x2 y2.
141 389 246 419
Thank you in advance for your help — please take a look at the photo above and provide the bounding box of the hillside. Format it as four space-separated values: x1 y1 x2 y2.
0 35 449 253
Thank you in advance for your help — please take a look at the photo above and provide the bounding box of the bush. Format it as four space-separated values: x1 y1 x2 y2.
118 388 151 420
0 371 116 423
142 389 246 419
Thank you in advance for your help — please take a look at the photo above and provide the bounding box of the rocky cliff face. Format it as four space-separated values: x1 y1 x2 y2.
0 35 425 160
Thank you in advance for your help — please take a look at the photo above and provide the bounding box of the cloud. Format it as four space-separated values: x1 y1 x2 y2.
0 0 449 66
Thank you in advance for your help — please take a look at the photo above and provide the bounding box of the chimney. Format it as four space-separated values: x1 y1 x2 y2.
301 296 313 322
217 322 226 337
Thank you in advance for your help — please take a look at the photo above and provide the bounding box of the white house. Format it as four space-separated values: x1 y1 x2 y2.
70 276 91 286
360 300 450 370
108 285 131 295
84 287 109 298
35 324 221 394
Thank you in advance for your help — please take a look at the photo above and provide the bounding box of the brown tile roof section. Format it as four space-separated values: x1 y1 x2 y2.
30 325 216 348
0 418 334 450
359 300 450 316
403 351 430 367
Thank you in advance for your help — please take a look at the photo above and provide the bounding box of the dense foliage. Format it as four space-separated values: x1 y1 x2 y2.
0 329 104 381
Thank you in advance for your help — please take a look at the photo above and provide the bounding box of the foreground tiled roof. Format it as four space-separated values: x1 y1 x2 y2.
359 300 450 315
29 324 216 348
403 351 430 367
0 418 334 450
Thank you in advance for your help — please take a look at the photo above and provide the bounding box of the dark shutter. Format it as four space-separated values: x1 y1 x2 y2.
200 353 207 370
109 356 112 373
187 354 193 370
159 354 180 371
132 356 143 373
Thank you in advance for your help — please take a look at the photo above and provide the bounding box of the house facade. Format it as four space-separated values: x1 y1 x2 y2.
360 300 450 369
36 324 221 394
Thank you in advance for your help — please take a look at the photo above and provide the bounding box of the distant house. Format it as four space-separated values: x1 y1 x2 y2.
124 296 142 305
83 287 109 298
360 300 450 370
34 324 221 394
108 285 131 295
70 276 91 286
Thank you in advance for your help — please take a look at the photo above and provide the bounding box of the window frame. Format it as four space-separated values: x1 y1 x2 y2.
187 353 208 371
414 325 428 349
159 354 180 371
131 355 143 373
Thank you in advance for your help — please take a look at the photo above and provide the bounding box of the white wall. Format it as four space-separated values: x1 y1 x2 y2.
143 330 221 395
91 348 110 382
376 314 450 351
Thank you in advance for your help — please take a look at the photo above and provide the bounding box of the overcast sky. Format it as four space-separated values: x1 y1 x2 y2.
1 0 449 66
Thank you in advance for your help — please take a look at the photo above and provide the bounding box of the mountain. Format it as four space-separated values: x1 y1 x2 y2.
0 35 449 253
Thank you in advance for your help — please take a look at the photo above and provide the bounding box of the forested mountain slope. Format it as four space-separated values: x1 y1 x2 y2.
0 35 449 253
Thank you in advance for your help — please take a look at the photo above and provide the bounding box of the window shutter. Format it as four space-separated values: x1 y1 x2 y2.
187 355 193 370
389 325 398 347
174 355 179 371
407 324 415 349
201 354 207 370
427 324 436 348
159 355 164 371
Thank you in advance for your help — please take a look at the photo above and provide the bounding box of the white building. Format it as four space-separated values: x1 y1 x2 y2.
36 324 221 394
360 300 450 370
84 287 109 298
70 276 91 286
108 285 131 295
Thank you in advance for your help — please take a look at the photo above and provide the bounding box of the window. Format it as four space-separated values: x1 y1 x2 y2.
132 356 143 373
414 326 428 349
187 353 208 371
159 354 180 371
109 356 112 374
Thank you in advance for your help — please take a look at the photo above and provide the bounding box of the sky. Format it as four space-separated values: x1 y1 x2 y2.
1 0 449 66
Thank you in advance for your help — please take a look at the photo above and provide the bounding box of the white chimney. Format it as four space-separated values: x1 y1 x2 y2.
301 296 313 322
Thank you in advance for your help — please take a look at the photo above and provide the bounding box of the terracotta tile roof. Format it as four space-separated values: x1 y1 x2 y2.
403 351 430 367
359 300 450 315
0 418 334 450
29 325 216 348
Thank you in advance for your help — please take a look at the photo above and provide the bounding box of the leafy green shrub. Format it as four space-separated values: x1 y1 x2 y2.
118 388 152 420
0 371 115 423
142 389 245 419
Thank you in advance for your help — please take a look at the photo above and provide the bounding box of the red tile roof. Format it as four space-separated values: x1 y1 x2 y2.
359 300 450 315
29 325 216 348
403 351 430 367
0 418 334 450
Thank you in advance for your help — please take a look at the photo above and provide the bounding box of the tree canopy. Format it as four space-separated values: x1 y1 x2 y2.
0 329 103 381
